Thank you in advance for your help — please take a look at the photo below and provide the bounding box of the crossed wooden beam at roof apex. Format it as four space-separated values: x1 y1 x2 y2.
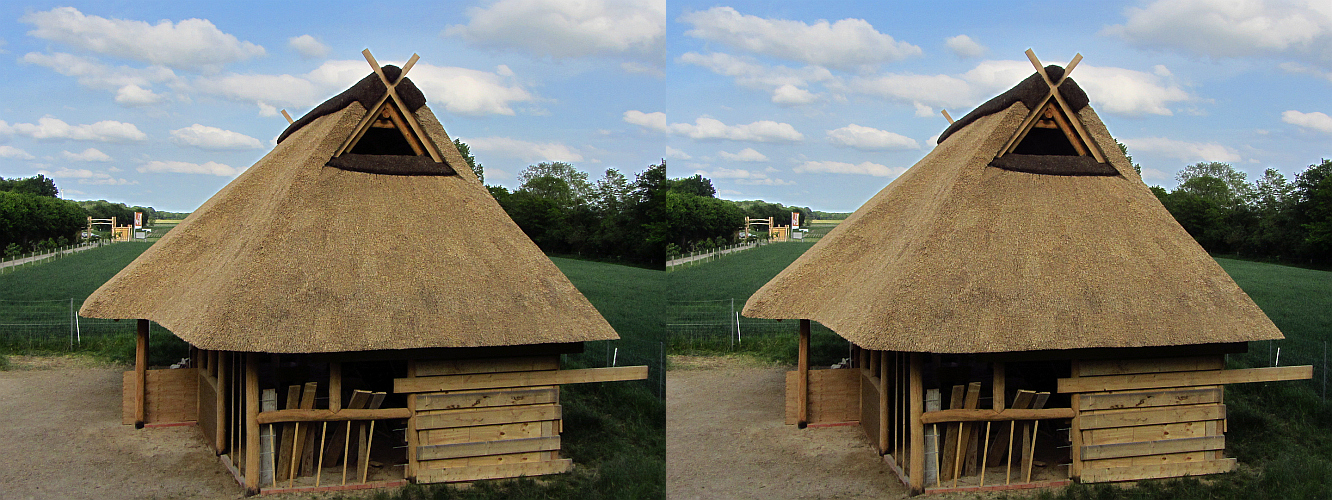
1002 49 1106 163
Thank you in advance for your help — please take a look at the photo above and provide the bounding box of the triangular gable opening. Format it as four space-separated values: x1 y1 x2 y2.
347 99 427 156
990 50 1117 177
1010 102 1089 156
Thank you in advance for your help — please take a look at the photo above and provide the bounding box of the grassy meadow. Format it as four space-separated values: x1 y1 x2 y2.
0 242 665 499
668 238 1332 499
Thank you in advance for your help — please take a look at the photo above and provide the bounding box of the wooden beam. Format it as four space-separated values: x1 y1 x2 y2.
216 351 228 454
281 109 293 125
1058 366 1312 393
1081 435 1224 461
798 319 810 428
244 353 260 493
417 436 561 461
1080 458 1235 483
416 404 561 430
920 407 1077 424
1080 404 1226 430
941 109 954 124
879 350 889 454
416 357 560 377
416 459 572 484
277 386 300 482
940 384 964 480
329 362 341 411
416 388 558 411
1070 361 1083 480
134 319 149 428
1078 356 1223 377
256 408 413 425
909 353 924 494
960 382 982 477
1079 387 1222 411
405 361 417 481
394 366 649 393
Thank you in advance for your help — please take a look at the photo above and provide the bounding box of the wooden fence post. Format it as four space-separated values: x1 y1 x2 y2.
798 319 810 428
134 319 149 428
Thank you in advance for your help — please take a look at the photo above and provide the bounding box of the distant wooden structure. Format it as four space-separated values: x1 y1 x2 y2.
744 50 1310 495
82 50 647 494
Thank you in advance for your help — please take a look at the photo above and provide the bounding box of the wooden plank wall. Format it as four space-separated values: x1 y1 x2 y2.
1072 356 1234 483
198 367 218 447
784 368 859 425
122 368 198 425
412 355 572 484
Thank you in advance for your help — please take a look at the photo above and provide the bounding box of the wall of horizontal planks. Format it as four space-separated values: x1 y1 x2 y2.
784 368 858 425
122 368 198 425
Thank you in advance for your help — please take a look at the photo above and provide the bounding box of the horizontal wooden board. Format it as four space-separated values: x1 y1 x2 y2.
920 407 1075 424
418 436 560 460
417 404 561 430
1084 451 1211 470
1079 388 1221 411
1058 366 1312 393
1080 458 1235 483
784 369 859 425
396 366 648 393
255 407 411 424
416 458 572 483
1083 421 1209 446
1081 404 1225 430
415 356 560 377
122 368 198 425
419 450 552 468
416 387 557 411
1077 356 1223 377
1081 436 1224 460
419 421 547 446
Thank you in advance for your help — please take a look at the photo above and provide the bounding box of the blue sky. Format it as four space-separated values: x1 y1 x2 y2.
0 1 1328 213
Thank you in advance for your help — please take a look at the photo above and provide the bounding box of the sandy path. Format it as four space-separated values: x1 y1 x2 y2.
666 358 908 499
0 358 240 500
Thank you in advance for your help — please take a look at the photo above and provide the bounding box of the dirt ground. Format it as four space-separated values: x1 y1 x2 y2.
666 355 910 499
0 356 385 500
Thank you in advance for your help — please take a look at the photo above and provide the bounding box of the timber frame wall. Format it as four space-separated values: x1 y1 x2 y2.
124 332 649 494
784 321 1312 495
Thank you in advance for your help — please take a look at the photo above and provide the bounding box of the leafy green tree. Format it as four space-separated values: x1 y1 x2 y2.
1177 162 1250 205
1293 159 1332 259
518 162 593 204
0 174 59 197
663 174 716 197
453 138 484 183
1116 140 1142 176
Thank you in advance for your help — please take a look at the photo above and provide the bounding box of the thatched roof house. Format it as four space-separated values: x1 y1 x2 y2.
81 52 644 494
744 52 1307 494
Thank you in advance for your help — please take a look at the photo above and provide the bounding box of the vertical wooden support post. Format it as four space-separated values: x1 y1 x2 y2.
329 362 342 411
879 351 890 454
909 352 924 494
134 318 149 429
797 319 810 428
405 360 418 480
244 352 260 494
1069 360 1082 480
216 351 228 454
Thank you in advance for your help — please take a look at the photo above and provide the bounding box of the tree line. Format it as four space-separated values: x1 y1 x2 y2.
0 174 166 257
658 174 811 257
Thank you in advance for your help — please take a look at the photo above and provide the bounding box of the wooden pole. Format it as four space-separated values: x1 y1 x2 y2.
329 362 342 411
909 353 925 494
341 421 352 485
1069 361 1082 480
216 351 228 454
980 422 991 486
244 353 260 493
880 351 890 454
1006 420 1015 485
134 319 149 428
797 319 810 428
360 421 376 483
1025 421 1039 483
316 422 328 486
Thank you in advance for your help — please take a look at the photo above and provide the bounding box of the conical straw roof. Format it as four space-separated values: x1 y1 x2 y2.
743 66 1282 353
81 67 619 353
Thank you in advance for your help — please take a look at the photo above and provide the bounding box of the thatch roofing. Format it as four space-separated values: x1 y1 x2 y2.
743 67 1283 354
80 69 619 353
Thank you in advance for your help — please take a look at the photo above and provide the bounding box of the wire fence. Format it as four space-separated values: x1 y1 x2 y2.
666 298 790 351
1232 338 1331 403
565 338 665 399
0 298 141 351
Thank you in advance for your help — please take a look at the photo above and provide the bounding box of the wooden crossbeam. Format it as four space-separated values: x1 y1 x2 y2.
1057 366 1313 393
394 366 649 393
334 50 442 162
920 407 1076 424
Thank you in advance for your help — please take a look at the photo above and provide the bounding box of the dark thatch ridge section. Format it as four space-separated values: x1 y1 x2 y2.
326 154 456 176
277 65 426 144
990 154 1118 176
937 65 1089 144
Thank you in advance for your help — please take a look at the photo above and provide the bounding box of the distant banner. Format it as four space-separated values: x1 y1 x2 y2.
134 212 143 228
791 211 800 229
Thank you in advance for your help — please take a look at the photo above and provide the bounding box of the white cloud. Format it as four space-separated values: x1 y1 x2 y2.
463 136 584 162
170 124 263 150
288 35 329 59
665 146 692 160
21 7 265 71
850 72 977 110
1121 137 1243 163
793 160 906 177
945 35 986 58
827 124 919 151
444 0 665 61
193 60 534 116
718 148 769 162
138 160 240 176
1071 64 1193 116
666 117 804 143
771 84 817 105
21 51 178 95
678 52 836 89
0 146 35 160
736 177 796 186
1282 110 1332 133
114 84 163 106
61 148 112 162
38 167 134 184
680 7 920 69
1106 0 1332 67
0 117 147 142
623 110 669 133
693 166 794 185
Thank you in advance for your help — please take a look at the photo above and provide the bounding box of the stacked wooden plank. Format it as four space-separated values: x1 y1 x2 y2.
394 356 647 484
784 369 858 425
1062 356 1237 482
121 368 198 425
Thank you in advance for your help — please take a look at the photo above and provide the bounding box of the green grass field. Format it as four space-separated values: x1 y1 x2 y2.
0 243 665 499
668 241 1332 499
